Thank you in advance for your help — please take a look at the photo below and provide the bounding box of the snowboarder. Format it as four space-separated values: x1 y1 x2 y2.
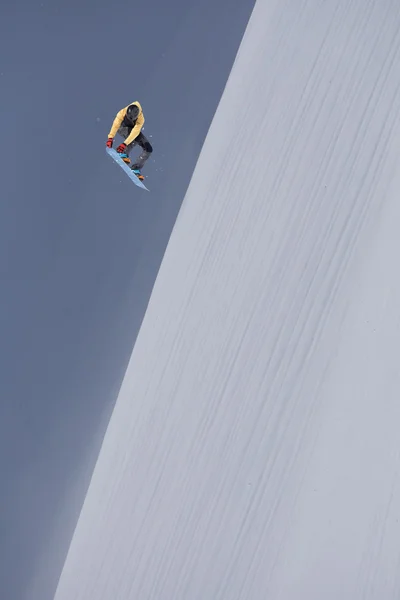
106 101 152 180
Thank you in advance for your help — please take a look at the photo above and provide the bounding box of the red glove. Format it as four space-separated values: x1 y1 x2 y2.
117 143 127 153
106 138 113 148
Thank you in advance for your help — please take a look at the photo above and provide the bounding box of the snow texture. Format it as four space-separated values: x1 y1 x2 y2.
54 1 400 598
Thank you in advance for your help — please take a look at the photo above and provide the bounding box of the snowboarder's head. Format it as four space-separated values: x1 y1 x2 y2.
127 104 140 121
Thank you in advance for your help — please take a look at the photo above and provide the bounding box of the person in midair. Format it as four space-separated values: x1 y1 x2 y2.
106 101 152 180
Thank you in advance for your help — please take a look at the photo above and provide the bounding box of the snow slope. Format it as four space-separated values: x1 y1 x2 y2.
53 1 400 598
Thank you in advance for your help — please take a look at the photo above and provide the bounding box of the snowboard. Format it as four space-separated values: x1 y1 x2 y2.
106 147 149 191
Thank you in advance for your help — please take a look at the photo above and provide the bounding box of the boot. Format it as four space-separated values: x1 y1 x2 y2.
130 166 144 181
119 153 131 165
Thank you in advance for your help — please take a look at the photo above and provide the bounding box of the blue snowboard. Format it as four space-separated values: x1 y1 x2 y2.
106 147 149 191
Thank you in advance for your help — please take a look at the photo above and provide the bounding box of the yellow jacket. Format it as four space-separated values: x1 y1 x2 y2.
108 101 145 145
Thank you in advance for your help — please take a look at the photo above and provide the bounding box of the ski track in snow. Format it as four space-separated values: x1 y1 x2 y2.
54 1 400 599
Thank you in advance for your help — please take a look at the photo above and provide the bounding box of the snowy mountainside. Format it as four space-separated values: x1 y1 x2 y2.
54 1 400 598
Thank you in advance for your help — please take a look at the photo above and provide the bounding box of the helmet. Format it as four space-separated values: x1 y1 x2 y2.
127 104 139 120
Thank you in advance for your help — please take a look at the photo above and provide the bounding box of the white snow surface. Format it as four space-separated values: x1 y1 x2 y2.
54 1 400 598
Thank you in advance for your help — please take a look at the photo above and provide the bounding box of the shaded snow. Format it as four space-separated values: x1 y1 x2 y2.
54 1 400 598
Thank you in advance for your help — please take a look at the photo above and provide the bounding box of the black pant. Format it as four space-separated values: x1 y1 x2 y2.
117 126 153 169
